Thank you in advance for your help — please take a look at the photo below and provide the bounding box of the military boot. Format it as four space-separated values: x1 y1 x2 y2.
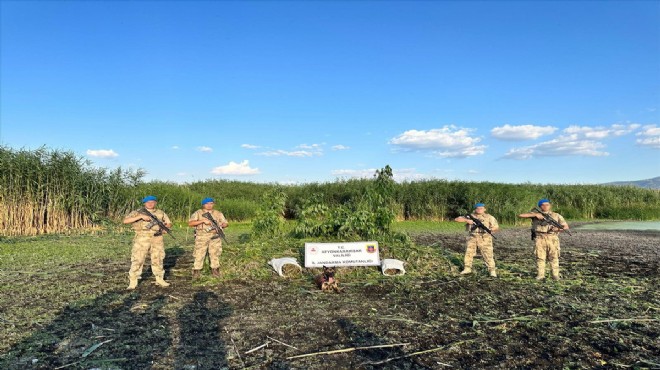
155 277 170 287
551 266 560 281
536 264 546 280
127 277 138 290
460 268 472 275
489 270 497 278
192 270 201 279
211 268 220 277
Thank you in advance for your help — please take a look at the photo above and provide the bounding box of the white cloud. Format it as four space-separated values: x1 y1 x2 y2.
503 134 609 160
331 168 376 178
257 143 324 157
467 169 479 174
332 167 428 182
297 143 323 150
637 137 660 148
196 146 213 153
176 172 188 176
171 145 179 150
277 180 300 185
393 168 428 181
503 123 644 159
210 160 260 175
241 144 261 149
389 125 486 158
636 125 660 149
86 149 119 158
432 169 455 174
491 124 557 141
637 124 660 137
563 123 640 139
257 150 317 157
331 144 350 151
611 123 641 136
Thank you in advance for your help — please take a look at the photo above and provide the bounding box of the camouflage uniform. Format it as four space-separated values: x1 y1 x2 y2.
532 210 566 279
463 213 498 274
189 209 227 271
126 209 171 283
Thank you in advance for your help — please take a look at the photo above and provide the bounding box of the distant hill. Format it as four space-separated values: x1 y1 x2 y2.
602 176 660 189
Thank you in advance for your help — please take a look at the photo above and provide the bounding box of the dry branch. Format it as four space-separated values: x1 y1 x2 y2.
360 339 475 366
266 336 299 350
225 328 245 367
286 343 409 360
244 342 268 354
588 318 658 324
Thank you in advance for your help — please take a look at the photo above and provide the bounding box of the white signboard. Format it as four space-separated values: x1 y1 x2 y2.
304 241 380 267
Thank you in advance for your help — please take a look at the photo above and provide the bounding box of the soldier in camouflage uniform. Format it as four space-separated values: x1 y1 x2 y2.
454 203 499 277
188 197 229 279
123 195 172 289
519 199 569 281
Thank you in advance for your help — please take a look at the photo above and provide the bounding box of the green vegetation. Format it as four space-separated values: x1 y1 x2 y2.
392 220 466 234
292 165 401 240
2 146 659 236
251 188 287 238
1 223 658 368
0 146 142 236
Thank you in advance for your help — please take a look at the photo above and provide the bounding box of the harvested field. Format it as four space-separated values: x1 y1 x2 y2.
1 225 658 369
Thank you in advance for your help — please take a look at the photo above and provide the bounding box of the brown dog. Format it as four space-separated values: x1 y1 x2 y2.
315 266 342 293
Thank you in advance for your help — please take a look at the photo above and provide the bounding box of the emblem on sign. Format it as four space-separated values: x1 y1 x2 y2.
366 244 376 253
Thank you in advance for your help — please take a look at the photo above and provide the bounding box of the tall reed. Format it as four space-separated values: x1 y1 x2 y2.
2 146 658 236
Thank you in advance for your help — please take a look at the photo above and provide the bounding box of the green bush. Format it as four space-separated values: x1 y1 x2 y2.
293 166 403 240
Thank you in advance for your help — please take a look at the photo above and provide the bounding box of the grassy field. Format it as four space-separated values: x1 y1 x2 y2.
1 221 658 369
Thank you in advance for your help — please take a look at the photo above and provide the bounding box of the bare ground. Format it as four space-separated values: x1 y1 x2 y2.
1 227 659 369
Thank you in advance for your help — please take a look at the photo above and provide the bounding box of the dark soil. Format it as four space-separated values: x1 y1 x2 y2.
1 228 659 369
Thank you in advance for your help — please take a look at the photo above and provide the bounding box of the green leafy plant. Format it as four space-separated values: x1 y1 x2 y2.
251 187 287 238
293 165 402 240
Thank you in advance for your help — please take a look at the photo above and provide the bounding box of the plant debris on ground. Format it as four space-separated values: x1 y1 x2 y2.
0 224 658 369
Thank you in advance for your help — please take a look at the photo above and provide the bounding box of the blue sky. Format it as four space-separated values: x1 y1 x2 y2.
1 1 658 184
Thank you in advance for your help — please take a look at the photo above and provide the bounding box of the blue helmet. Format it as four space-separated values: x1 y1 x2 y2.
201 197 214 206
538 198 550 207
142 195 157 203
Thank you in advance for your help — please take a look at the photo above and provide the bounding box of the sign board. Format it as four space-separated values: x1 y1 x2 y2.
304 241 380 268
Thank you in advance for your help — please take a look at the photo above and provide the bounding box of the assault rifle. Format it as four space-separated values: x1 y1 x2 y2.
533 208 572 236
202 212 228 243
138 208 175 239
465 214 497 239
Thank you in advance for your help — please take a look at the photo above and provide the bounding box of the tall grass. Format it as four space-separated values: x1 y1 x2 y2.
0 147 142 235
135 181 260 222
394 180 660 224
2 146 659 236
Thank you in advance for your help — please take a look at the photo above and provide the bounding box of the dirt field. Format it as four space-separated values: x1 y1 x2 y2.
1 226 659 369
